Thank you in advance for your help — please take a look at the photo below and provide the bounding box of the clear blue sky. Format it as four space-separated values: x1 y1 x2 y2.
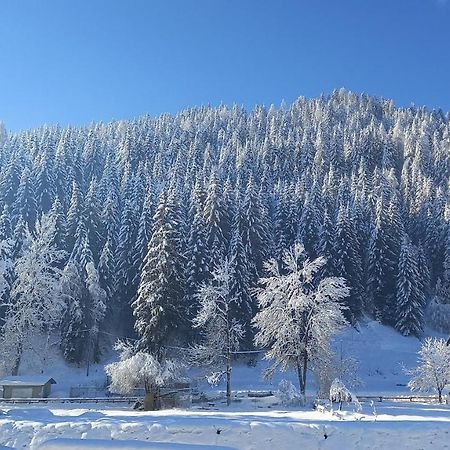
0 0 449 131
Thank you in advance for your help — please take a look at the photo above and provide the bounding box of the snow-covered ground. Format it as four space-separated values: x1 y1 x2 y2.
1 399 450 449
1 321 448 449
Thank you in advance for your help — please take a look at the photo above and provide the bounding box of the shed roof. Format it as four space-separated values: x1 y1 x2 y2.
0 376 56 387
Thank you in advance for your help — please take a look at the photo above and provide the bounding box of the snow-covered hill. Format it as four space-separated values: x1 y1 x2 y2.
15 321 435 399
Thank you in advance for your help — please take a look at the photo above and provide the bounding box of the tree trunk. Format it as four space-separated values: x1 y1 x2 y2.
438 388 442 404
225 310 232 406
12 342 23 376
226 359 232 406
302 351 308 395
296 355 306 395
144 392 155 411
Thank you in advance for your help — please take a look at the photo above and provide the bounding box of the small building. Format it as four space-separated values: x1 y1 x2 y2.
0 376 56 399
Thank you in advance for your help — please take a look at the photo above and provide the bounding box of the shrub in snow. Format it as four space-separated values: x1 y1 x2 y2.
105 340 184 409
407 337 450 403
253 244 349 396
277 380 303 406
329 378 360 411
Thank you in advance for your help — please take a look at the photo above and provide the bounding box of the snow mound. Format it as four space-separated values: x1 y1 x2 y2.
38 438 235 449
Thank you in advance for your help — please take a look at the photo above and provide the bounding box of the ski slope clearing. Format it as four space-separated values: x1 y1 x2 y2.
0 400 450 450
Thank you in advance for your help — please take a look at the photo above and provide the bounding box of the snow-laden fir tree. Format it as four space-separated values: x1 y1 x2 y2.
253 243 349 397
133 191 186 358
186 179 209 304
0 205 14 321
367 196 400 323
12 167 38 231
115 199 137 328
191 258 244 406
395 235 426 336
59 259 107 368
229 199 253 324
333 203 363 321
60 262 85 363
84 261 107 373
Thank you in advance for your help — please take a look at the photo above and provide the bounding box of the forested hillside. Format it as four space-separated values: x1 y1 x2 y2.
0 89 449 373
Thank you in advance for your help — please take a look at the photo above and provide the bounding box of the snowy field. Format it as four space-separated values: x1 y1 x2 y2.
1 322 449 449
0 399 450 449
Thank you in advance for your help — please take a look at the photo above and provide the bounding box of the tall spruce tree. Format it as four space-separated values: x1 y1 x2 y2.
395 236 426 336
133 191 186 357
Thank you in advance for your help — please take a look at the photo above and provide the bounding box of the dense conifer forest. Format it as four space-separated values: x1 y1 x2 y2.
0 89 449 372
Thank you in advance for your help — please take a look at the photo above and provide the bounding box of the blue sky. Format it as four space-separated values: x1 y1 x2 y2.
0 0 449 131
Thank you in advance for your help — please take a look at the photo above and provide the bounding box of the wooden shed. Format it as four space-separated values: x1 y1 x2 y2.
0 376 56 399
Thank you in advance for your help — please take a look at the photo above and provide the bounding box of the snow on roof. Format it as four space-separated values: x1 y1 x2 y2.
0 376 56 387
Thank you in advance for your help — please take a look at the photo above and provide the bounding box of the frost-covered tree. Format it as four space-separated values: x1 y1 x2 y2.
253 244 349 397
1 214 66 374
407 338 450 403
105 340 183 410
191 258 244 406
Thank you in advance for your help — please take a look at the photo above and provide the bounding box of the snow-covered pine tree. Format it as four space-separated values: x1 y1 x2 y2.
316 208 334 273
48 197 66 255
84 261 107 372
395 235 426 336
0 205 14 319
203 173 229 271
240 176 270 279
115 199 137 326
130 191 154 300
12 167 38 231
333 203 364 321
70 218 94 269
34 149 56 214
229 220 252 317
60 262 86 363
66 181 84 252
83 179 103 262
367 196 400 323
186 179 209 305
133 191 187 357
98 232 118 306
